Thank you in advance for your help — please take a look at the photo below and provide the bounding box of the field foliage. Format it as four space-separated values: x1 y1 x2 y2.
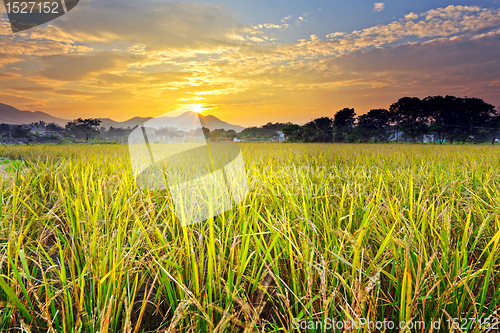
0 143 500 332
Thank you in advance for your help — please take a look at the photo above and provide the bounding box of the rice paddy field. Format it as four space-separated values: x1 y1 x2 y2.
1 143 500 332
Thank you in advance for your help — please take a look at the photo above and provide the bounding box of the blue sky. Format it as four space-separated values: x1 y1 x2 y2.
195 0 500 41
1 0 500 125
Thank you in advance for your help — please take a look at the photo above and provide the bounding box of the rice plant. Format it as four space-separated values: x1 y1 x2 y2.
0 143 499 332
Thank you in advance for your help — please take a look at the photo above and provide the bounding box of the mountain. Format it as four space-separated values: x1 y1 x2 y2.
0 103 245 132
140 111 245 132
0 103 69 126
201 115 244 132
99 117 153 129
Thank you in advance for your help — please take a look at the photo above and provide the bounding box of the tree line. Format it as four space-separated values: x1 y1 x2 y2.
0 118 110 143
2 96 500 144
204 122 288 141
282 95 500 144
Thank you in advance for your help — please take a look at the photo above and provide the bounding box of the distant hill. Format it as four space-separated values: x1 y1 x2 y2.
140 111 245 132
201 114 244 132
0 103 70 126
0 103 245 132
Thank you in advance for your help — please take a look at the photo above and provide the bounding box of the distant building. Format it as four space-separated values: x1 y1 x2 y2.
388 128 404 142
275 131 285 142
26 123 64 137
28 124 48 135
422 134 435 143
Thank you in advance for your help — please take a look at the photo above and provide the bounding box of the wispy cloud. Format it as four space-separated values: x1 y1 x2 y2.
296 16 306 25
253 22 290 31
373 3 385 13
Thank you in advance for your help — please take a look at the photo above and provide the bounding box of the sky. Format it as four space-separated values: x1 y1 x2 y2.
1 0 500 126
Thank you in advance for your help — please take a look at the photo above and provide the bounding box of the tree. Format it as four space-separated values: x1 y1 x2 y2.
435 95 464 144
226 129 237 140
31 121 46 127
0 124 11 136
424 96 496 144
487 113 500 145
357 109 391 142
304 117 333 142
389 97 429 143
11 126 32 139
46 123 64 132
202 127 210 140
461 97 496 144
210 128 228 141
333 108 356 142
300 123 317 142
424 96 448 144
282 124 302 142
65 118 102 141
262 122 290 131
238 126 280 141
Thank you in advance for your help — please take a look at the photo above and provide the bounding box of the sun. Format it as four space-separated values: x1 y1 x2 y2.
182 103 206 114
192 104 203 113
